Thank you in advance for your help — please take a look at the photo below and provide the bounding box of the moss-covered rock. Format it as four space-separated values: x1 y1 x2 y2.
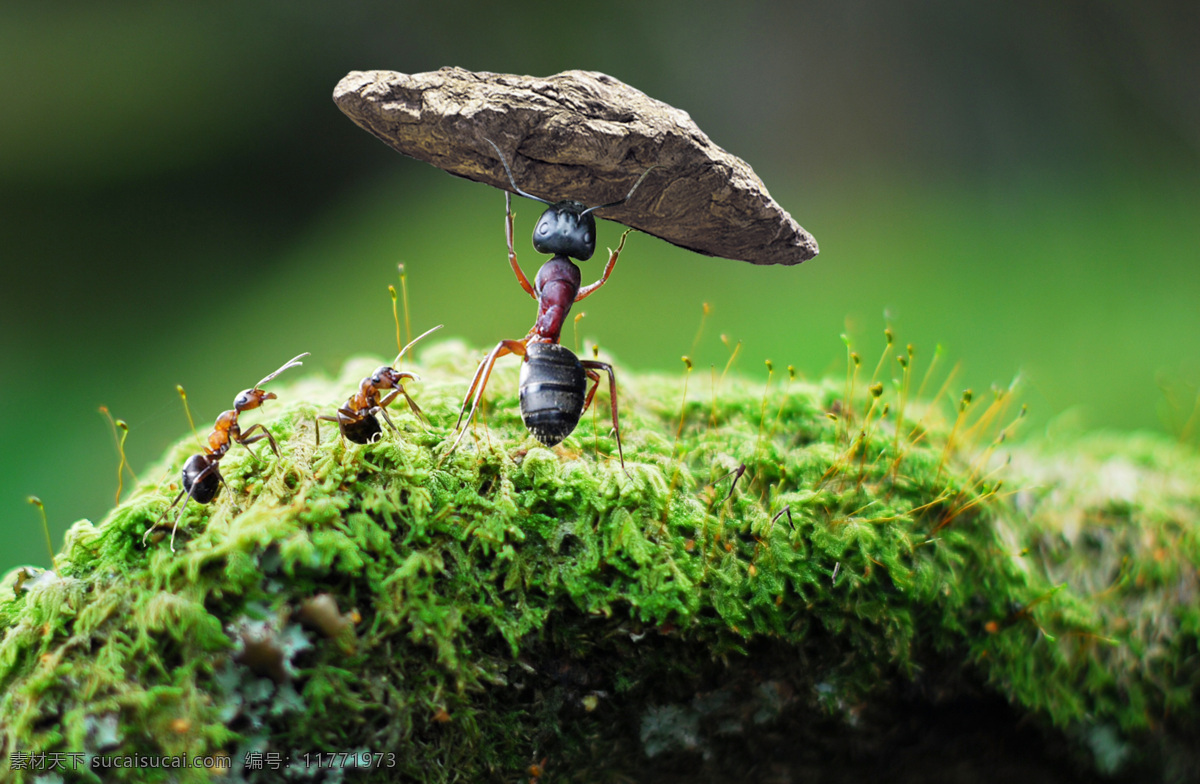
2 340 1197 783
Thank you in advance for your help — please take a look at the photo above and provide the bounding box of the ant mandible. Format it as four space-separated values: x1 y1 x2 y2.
317 324 443 445
144 352 308 551
447 139 657 468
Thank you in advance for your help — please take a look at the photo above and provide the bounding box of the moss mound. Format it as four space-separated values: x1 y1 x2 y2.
2 340 1198 783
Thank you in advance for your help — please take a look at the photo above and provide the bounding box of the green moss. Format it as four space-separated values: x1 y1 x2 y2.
2 340 1198 782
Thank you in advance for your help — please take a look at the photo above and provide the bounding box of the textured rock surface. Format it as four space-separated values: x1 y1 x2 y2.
333 67 818 266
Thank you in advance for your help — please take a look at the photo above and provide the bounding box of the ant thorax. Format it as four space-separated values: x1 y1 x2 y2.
369 366 400 389
208 410 239 454
532 257 582 343
351 380 380 412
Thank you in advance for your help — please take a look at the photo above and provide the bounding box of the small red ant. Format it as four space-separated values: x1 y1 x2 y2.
447 139 657 468
317 324 443 444
145 352 308 551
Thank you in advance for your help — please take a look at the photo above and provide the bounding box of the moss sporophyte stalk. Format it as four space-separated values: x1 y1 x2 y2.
3 339 1199 782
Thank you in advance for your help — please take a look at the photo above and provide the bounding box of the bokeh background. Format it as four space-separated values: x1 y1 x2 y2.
2 2 1198 572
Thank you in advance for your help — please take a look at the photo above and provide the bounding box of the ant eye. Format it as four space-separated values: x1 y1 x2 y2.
583 232 591 244
537 223 550 236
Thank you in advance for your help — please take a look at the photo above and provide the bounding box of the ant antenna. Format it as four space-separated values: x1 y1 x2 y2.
484 138 553 206
254 353 309 390
392 324 443 367
581 164 660 216
485 137 659 216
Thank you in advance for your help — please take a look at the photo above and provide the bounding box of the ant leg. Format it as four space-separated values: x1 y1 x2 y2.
378 386 430 427
454 340 515 430
173 461 228 551
237 424 279 458
317 413 353 448
146 456 221 552
315 414 337 447
143 489 185 546
581 369 601 414
448 339 525 455
581 359 626 471
506 192 537 300
167 492 192 553
375 405 399 433
576 229 631 302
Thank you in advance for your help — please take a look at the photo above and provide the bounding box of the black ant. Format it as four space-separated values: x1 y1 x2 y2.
447 139 657 468
144 352 308 551
317 324 443 444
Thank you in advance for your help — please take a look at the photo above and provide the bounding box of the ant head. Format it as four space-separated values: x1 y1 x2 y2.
234 353 307 411
234 388 276 411
533 201 597 261
369 366 397 388
484 138 657 264
370 366 419 390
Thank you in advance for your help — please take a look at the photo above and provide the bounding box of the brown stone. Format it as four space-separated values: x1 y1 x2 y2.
333 67 818 266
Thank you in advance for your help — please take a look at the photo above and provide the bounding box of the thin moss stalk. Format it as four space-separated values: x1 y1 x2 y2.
2 340 1198 782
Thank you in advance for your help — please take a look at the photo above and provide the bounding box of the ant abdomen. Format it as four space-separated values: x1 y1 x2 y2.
519 342 587 447
181 454 221 505
340 413 384 445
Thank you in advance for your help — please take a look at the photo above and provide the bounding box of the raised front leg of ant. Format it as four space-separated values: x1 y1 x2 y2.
377 387 430 427
236 423 280 458
449 339 527 454
506 192 537 300
576 229 632 302
581 359 626 470
372 401 401 434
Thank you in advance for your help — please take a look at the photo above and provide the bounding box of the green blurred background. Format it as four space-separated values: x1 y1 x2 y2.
2 2 1198 572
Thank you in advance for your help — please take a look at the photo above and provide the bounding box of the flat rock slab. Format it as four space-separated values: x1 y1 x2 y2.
334 68 818 266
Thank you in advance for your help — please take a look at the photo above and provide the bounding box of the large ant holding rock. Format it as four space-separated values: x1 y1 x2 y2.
447 139 657 468
145 353 308 551
318 324 442 444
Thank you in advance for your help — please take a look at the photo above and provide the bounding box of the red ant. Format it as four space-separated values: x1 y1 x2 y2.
317 324 443 444
144 352 307 551
447 139 657 468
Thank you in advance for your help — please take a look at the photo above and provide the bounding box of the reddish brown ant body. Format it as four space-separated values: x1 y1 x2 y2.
448 140 657 467
318 324 442 444
145 352 308 551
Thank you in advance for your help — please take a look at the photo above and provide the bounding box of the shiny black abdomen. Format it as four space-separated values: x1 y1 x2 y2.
341 413 383 444
519 342 586 446
181 454 222 504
